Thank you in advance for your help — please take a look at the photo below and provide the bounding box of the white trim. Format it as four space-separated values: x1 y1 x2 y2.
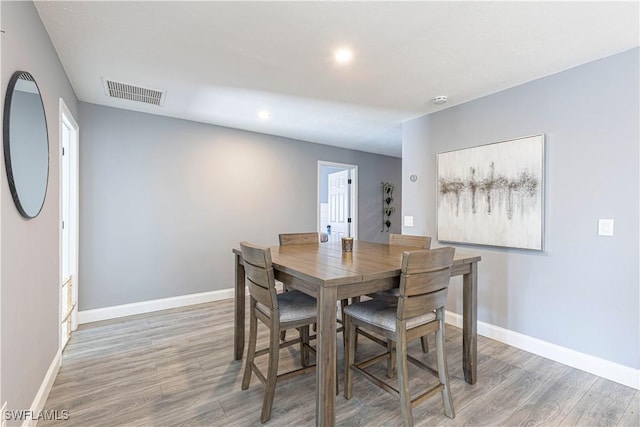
58 98 80 343
77 290 234 324
317 161 359 240
445 310 640 390
22 350 62 427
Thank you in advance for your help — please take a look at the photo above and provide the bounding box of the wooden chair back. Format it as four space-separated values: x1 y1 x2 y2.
278 232 319 246
397 247 455 321
240 242 278 311
389 233 431 249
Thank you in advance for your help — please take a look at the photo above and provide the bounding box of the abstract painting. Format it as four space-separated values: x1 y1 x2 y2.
437 134 545 250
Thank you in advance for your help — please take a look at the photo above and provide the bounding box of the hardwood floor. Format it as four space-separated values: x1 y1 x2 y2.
41 299 638 426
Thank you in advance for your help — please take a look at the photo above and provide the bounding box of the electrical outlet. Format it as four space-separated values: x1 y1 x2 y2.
404 216 414 227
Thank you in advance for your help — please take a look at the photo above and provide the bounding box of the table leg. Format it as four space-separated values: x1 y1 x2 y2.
316 286 337 427
462 261 478 384
234 253 245 361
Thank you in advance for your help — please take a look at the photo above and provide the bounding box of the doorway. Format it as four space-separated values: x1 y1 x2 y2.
318 161 358 241
59 99 79 351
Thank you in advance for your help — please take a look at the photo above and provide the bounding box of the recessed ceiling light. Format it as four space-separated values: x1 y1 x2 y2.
335 48 353 64
432 96 448 105
258 110 271 120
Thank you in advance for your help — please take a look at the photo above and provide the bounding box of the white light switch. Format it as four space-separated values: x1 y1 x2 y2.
598 219 614 236
404 216 414 227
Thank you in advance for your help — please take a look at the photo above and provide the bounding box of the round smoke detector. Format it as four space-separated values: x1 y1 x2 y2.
432 96 448 105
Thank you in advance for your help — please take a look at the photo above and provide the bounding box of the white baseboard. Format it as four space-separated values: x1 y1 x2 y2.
22 349 61 427
445 310 639 390
77 289 234 325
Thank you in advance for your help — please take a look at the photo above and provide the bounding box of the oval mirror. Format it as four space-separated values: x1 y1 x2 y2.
3 71 49 219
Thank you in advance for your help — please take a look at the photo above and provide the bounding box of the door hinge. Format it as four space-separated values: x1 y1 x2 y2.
62 220 65 230
347 218 352 223
348 178 352 184
62 147 65 156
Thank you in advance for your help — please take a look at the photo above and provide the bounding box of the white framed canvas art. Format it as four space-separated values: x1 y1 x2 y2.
437 134 545 250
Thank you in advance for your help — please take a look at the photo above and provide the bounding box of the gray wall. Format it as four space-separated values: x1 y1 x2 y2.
402 48 639 369
1 0 78 417
79 103 401 310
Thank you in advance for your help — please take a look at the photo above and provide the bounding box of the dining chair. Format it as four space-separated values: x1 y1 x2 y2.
278 232 319 246
389 233 432 249
359 233 432 377
343 247 456 426
389 234 432 353
277 232 349 343
278 232 320 341
240 241 317 423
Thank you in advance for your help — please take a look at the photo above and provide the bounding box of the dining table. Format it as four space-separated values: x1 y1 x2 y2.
232 239 481 427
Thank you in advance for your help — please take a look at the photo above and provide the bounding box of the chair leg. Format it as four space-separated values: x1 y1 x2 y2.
436 309 455 419
387 339 396 378
242 307 258 390
280 285 289 341
340 299 349 318
299 326 310 367
336 349 340 396
344 315 356 400
261 323 281 423
340 298 349 347
350 297 360 352
396 320 414 427
421 334 430 353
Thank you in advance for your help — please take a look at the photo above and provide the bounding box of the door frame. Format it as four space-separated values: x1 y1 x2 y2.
59 98 79 350
317 161 358 239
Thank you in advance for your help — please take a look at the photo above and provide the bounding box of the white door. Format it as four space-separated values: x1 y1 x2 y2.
60 99 79 351
327 170 349 240
318 162 357 241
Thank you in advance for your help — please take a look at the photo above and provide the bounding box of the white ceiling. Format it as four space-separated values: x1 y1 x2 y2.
35 1 639 157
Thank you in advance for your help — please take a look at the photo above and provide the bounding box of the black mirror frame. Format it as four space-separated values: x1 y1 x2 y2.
3 70 50 219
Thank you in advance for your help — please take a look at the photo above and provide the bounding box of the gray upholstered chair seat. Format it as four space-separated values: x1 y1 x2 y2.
344 298 436 332
257 290 317 323
369 288 399 302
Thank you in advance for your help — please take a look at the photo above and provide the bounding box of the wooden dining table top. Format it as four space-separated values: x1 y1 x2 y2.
236 239 481 287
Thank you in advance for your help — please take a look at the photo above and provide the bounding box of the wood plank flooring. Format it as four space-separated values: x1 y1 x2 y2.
41 299 638 426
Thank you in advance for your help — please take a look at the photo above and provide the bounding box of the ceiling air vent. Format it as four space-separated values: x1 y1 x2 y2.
102 78 165 106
